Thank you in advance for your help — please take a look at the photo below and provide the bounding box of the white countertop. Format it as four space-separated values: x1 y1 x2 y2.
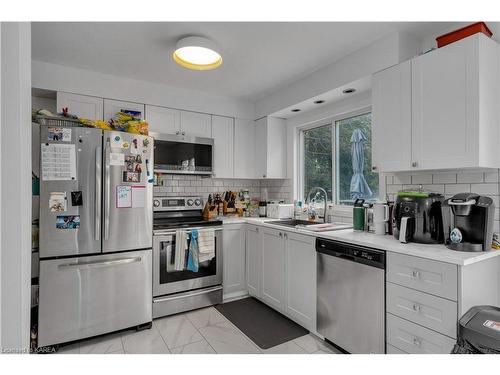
222 216 500 266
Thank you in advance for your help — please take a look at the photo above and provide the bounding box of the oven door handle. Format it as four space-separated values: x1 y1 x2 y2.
153 286 223 303
154 227 223 237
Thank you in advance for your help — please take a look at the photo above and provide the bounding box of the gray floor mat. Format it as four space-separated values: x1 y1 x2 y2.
215 297 308 349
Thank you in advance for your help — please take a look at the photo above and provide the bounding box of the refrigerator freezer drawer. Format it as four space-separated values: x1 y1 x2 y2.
38 249 152 347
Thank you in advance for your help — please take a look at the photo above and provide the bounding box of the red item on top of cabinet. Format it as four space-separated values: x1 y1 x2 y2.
436 22 493 48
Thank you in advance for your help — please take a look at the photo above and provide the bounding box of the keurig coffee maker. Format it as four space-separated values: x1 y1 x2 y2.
392 190 444 244
442 193 495 252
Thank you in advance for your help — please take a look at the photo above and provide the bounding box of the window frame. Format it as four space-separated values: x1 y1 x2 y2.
297 106 374 216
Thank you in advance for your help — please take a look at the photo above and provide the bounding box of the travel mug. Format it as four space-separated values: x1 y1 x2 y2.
353 206 365 231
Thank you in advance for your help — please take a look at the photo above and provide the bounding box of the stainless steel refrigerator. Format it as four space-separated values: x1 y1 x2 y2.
37 127 153 348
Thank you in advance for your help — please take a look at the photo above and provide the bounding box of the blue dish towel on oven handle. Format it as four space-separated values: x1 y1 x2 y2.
187 229 199 272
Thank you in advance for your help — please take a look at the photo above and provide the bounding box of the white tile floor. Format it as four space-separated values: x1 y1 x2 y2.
56 306 340 354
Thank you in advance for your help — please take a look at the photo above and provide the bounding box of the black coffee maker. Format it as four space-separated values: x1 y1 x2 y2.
442 193 495 252
392 191 444 244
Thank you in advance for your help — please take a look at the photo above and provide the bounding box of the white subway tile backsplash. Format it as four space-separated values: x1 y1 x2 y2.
422 184 445 194
387 185 403 194
484 171 499 183
471 183 499 195
445 184 471 195
383 168 500 234
457 172 484 183
393 173 411 185
411 174 433 185
432 173 456 184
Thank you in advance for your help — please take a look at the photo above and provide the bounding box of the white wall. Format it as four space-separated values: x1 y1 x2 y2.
256 32 420 118
31 96 56 113
32 60 255 120
0 22 32 352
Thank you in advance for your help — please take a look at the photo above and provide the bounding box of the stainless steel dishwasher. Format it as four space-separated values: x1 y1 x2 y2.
316 238 386 354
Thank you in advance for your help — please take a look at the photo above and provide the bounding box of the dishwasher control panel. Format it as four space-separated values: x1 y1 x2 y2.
316 238 386 269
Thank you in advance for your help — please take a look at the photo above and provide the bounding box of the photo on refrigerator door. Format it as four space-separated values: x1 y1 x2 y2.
55 215 81 229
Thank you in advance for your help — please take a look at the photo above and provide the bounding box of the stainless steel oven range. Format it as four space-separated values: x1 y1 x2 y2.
152 195 223 318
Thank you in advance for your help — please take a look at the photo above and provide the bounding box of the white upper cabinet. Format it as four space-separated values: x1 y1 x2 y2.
104 99 145 122
372 61 412 172
372 34 499 172
56 92 103 121
411 34 498 170
180 111 212 138
145 106 211 137
234 119 256 179
255 116 287 179
145 105 180 134
211 115 234 178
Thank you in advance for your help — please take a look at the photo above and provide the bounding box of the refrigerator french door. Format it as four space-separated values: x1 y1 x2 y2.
39 127 102 258
37 126 154 348
103 131 153 252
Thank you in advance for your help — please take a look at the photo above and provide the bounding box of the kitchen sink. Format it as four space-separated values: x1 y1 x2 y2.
266 219 352 232
267 219 314 227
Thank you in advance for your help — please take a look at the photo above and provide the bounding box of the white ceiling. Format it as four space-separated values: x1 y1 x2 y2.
31 22 467 101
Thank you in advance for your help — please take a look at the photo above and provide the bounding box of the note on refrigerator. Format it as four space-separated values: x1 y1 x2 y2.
116 186 132 208
41 144 77 181
109 152 125 166
131 185 146 208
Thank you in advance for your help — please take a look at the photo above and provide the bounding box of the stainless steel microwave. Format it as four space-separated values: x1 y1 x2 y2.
150 132 214 175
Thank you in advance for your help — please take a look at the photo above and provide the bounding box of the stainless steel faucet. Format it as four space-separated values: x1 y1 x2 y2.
306 187 328 223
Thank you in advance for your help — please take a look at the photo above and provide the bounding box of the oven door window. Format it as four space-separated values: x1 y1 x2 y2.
159 234 217 284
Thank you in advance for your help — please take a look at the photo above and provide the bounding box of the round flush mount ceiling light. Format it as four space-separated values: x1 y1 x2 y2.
173 36 223 71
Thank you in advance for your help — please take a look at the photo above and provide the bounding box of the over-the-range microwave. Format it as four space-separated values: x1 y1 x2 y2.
150 132 214 175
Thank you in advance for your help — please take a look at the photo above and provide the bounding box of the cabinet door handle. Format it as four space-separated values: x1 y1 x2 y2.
412 270 421 279
279 232 282 238
262 174 266 178
412 161 418 168
255 227 259 233
372 166 378 171
412 303 422 312
182 131 185 135
284 233 288 239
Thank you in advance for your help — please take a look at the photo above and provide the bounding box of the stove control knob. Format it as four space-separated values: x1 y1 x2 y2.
153 199 161 208
187 199 194 206
194 199 202 207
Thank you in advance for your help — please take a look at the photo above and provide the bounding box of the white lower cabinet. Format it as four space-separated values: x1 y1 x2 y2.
247 225 317 332
246 225 262 298
385 252 465 354
261 228 286 311
222 224 247 300
284 232 316 331
386 314 455 354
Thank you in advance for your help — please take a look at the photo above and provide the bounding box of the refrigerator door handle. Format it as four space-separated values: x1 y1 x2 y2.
104 146 110 240
57 256 142 270
95 146 102 241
